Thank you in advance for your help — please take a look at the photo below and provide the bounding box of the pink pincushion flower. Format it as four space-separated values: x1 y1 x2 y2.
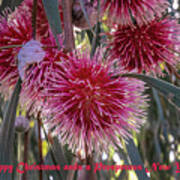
0 11 32 90
101 0 169 26
44 53 146 156
108 18 180 74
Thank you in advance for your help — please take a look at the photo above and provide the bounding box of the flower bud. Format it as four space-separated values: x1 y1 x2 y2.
18 40 46 80
15 116 30 133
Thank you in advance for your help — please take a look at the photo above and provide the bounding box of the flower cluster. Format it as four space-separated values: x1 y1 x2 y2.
0 0 179 157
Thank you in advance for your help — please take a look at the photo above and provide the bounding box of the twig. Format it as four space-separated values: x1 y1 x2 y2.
17 133 22 180
22 130 29 180
0 44 59 50
32 0 38 39
22 104 33 180
166 62 180 80
62 0 75 51
0 44 22 50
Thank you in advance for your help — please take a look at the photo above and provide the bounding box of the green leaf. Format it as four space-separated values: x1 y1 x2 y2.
90 22 101 58
0 95 4 119
114 140 149 180
51 138 68 179
66 157 76 180
42 125 68 180
90 0 101 58
0 78 22 180
122 74 180 109
42 0 62 46
126 139 150 180
79 0 93 31
0 0 24 12
116 148 129 180
44 151 63 180
152 88 164 122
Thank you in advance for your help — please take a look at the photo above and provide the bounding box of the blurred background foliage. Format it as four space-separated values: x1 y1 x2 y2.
0 0 180 180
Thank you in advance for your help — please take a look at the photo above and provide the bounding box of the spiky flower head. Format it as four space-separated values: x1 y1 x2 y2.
101 0 169 26
0 10 32 91
44 52 146 156
108 17 180 74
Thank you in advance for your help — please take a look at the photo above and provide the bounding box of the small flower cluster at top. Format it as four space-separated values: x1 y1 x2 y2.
0 0 179 157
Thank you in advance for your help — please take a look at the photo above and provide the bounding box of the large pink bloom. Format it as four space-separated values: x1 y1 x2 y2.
44 53 146 156
101 0 168 26
108 18 180 74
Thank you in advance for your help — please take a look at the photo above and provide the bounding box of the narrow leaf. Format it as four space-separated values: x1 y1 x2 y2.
152 88 164 122
66 157 76 180
44 151 63 180
51 137 68 179
122 74 180 109
0 78 22 180
42 0 62 46
42 125 67 180
152 88 168 142
90 0 101 58
90 22 101 58
117 148 129 180
79 0 93 31
114 138 148 180
0 0 24 12
126 139 150 180
0 95 3 119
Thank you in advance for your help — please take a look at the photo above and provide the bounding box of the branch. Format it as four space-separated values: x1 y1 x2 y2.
62 0 75 51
